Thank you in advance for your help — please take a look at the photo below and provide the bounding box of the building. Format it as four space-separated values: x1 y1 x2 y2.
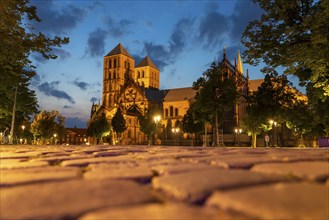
90 43 262 145
63 127 88 145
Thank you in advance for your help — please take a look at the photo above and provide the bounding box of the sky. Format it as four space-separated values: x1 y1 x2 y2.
27 0 303 128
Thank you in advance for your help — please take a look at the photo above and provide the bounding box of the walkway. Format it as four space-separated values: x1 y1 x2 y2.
1 145 328 219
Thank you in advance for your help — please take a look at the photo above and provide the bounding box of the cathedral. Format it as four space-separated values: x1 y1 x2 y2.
90 43 260 145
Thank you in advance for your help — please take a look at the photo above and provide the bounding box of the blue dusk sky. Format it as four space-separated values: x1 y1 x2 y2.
28 0 303 128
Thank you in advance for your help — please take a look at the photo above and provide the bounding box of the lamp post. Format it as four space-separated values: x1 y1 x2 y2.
53 133 57 145
269 120 277 147
234 128 242 147
21 125 25 144
153 115 161 145
172 127 180 145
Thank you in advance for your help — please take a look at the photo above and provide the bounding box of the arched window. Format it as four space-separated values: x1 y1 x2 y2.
169 106 174 117
114 58 117 68
138 71 140 78
165 109 168 118
108 71 111 80
109 59 112 68
175 108 179 116
113 71 116 79
142 71 145 78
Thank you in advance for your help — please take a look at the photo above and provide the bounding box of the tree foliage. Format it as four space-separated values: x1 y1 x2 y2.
87 113 110 139
111 108 127 135
241 74 302 147
30 110 65 143
0 0 69 128
242 0 329 100
193 61 238 146
182 103 204 135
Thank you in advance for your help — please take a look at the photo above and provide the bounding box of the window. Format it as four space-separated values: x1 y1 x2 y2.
108 71 111 79
138 71 140 78
165 109 168 118
128 129 131 138
170 106 173 117
114 58 117 68
175 108 179 116
113 71 116 79
142 71 145 78
109 59 112 68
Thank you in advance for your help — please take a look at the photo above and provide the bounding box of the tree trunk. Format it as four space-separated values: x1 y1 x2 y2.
9 86 18 144
203 122 207 147
251 132 257 148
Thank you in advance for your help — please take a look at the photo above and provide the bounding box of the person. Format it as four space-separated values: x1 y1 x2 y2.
3 127 9 144
264 134 270 147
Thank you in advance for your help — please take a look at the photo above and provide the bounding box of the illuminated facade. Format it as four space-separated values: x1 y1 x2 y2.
90 43 258 145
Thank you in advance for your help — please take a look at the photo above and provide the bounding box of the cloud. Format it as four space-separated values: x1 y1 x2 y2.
229 1 262 42
141 17 195 71
37 81 75 104
32 48 71 63
90 97 98 103
198 10 229 49
63 105 72 109
85 28 108 57
72 79 90 91
105 17 133 38
31 0 87 35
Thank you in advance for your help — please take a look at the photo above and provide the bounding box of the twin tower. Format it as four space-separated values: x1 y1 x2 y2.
102 43 160 109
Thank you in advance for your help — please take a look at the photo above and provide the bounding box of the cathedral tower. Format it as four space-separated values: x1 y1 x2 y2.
135 55 160 89
103 43 135 108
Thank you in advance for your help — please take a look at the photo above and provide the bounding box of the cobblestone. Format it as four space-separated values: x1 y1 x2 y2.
0 145 328 219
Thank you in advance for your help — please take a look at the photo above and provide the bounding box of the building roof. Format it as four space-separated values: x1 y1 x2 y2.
163 87 196 102
145 88 166 102
249 79 264 92
105 43 133 58
66 127 87 136
135 55 159 70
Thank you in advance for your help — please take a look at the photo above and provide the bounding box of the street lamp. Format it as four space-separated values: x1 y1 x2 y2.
172 127 180 145
53 133 57 145
234 128 242 147
269 120 277 147
153 115 161 145
21 125 25 144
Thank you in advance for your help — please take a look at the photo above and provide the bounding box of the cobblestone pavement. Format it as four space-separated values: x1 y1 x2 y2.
1 145 328 220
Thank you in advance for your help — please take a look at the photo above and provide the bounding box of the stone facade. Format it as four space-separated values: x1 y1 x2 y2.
90 43 256 145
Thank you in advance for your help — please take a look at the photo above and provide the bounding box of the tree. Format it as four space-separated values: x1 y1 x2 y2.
241 74 303 147
0 0 69 132
193 61 238 146
286 100 313 148
138 108 158 145
182 103 204 146
111 108 127 143
242 0 329 100
87 113 110 143
30 110 65 144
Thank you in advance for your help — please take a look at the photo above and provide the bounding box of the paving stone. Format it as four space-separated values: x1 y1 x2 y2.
152 168 288 203
0 179 156 220
0 151 43 159
0 159 49 169
151 161 225 176
0 166 81 187
206 182 329 220
84 163 153 182
61 154 137 167
79 203 243 220
251 161 329 181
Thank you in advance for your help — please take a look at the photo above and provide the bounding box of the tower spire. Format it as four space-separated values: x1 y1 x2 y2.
237 50 243 75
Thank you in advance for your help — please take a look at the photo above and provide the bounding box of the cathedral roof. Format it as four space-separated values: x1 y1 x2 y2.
135 55 159 70
164 87 196 102
105 43 133 58
145 89 166 102
249 79 264 92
